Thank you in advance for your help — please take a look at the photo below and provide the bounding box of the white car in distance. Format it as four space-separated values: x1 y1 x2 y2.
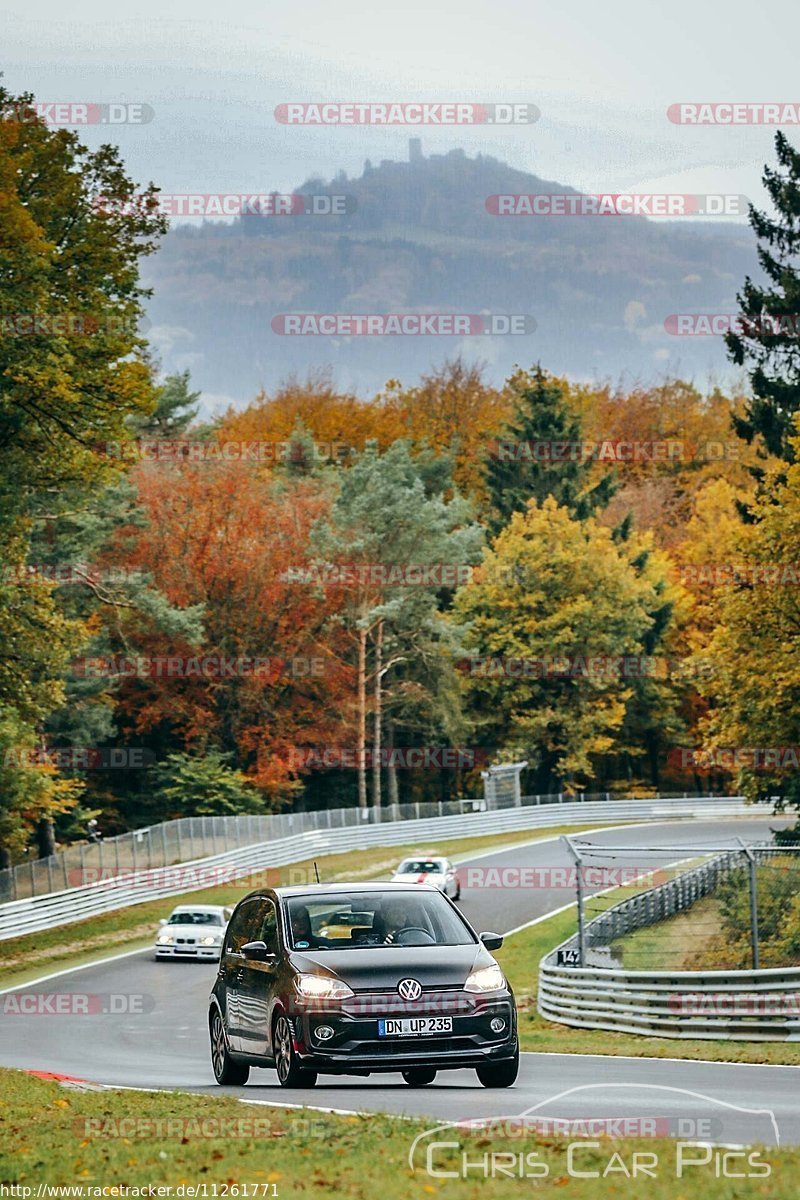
155 904 233 961
390 855 460 900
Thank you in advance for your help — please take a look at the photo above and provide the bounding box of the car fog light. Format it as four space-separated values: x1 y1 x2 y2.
490 1017 506 1033
316 1025 334 1041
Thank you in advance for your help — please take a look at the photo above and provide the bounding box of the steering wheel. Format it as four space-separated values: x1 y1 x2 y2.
391 926 435 945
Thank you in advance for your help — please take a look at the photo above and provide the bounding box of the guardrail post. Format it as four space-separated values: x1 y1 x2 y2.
738 839 760 970
562 837 586 966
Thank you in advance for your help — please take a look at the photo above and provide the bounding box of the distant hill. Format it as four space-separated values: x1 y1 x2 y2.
141 144 758 404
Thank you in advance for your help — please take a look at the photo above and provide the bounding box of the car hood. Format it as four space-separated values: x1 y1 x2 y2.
289 943 490 990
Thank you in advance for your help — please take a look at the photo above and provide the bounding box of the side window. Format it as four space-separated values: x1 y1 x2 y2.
259 901 279 955
225 898 266 954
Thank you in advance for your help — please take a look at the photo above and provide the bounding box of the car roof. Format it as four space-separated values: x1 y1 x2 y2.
398 855 446 862
239 882 441 901
170 904 228 913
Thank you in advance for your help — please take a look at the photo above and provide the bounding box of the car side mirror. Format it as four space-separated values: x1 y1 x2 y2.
242 940 275 961
480 931 503 951
159 919 167 926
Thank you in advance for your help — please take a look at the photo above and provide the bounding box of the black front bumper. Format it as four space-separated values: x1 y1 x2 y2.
289 990 517 1073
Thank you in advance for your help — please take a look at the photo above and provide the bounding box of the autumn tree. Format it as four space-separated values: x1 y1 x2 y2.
116 458 349 816
378 358 510 498
701 429 800 826
454 498 671 792
0 86 165 861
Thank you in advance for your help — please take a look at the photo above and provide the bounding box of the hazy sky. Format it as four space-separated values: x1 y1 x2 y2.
4 0 799 202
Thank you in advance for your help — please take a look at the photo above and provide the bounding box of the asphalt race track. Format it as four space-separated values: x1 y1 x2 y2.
2 816 798 1145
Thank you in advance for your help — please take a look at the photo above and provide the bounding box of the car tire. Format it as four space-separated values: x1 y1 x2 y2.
476 1049 519 1088
274 1015 318 1088
210 1009 250 1086
402 1068 437 1086
453 885 461 901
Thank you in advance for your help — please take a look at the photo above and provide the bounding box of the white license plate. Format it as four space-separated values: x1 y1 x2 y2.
377 1017 453 1037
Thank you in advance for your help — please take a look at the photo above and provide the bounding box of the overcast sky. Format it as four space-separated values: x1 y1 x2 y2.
3 0 798 203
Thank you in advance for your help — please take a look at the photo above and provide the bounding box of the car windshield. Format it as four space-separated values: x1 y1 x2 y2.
284 890 474 950
167 911 224 926
397 860 443 873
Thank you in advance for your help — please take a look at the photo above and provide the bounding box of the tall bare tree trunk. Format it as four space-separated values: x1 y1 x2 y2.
357 625 368 810
372 620 383 809
387 720 399 809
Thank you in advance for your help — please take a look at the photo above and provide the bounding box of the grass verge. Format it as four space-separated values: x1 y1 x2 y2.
0 1068 796 1195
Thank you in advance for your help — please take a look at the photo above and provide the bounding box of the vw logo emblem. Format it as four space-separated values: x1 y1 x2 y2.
397 977 422 1001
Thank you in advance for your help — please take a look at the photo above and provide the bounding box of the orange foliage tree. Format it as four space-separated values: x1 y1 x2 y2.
113 460 353 800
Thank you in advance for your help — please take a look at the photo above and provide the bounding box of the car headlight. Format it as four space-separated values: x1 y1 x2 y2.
294 974 354 1001
464 963 505 993
200 935 221 946
157 932 175 945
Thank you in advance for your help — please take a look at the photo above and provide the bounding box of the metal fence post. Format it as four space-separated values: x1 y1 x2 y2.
563 837 586 966
738 840 760 970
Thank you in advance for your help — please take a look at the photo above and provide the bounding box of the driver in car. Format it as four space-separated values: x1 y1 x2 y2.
382 899 416 944
289 906 315 948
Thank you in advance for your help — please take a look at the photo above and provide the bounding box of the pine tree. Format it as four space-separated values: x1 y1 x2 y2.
484 365 617 535
727 133 800 462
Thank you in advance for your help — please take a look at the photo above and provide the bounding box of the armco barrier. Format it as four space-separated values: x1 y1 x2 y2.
0 790 739 903
0 795 748 941
538 960 800 1041
539 845 800 1041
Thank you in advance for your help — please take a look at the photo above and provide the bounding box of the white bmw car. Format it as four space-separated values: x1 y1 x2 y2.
390 855 460 900
155 904 233 961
